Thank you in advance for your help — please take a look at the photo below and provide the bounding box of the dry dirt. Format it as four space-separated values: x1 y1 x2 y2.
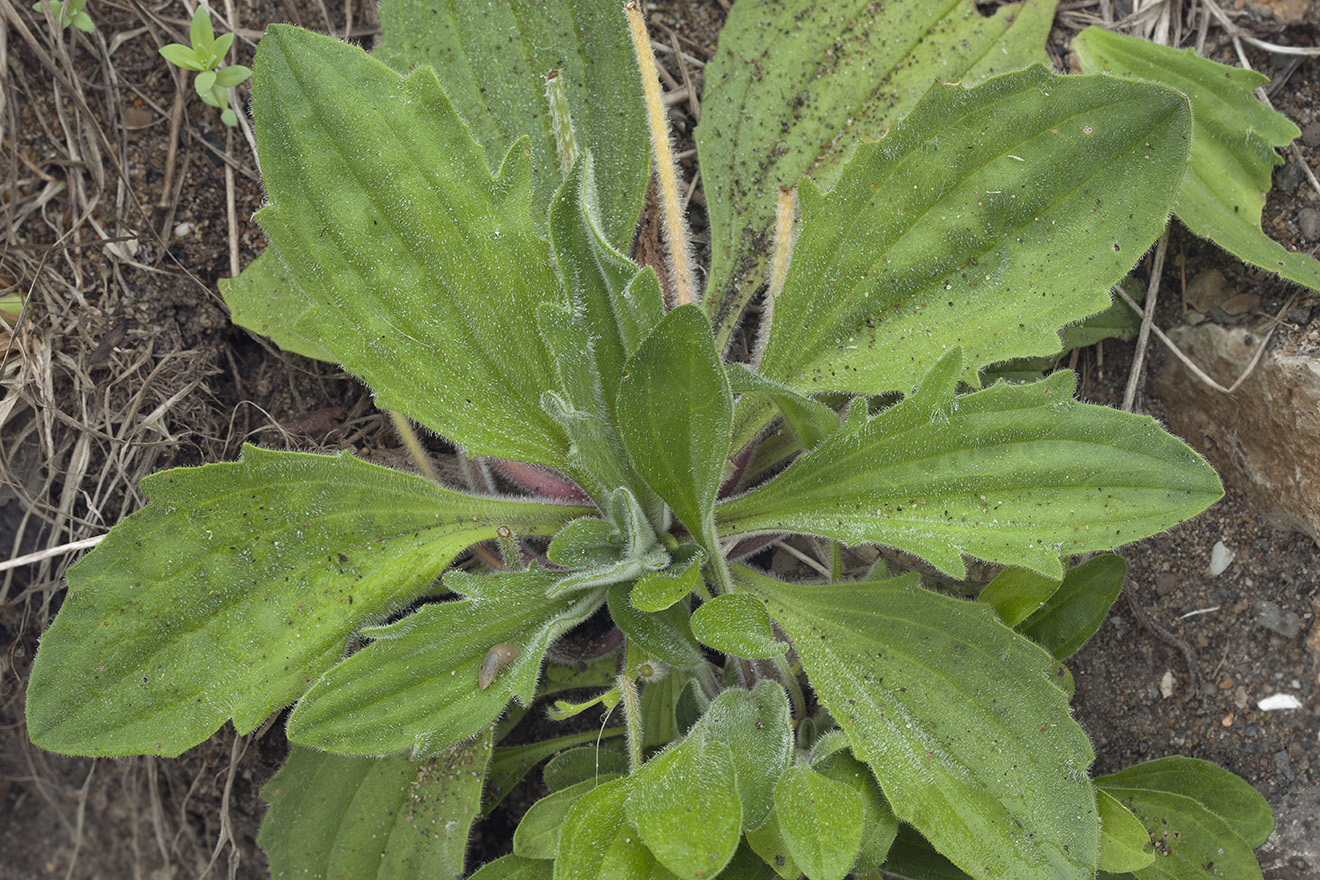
0 0 1316 878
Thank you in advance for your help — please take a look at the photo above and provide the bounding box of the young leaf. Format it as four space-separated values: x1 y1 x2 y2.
258 732 491 880
285 568 607 756
745 809 802 880
607 581 705 669
1097 756 1274 849
773 763 866 880
697 0 1058 342
631 546 705 612
1074 27 1320 292
718 351 1221 579
750 66 1192 416
1095 786 1264 880
514 775 621 860
741 566 1100 880
625 729 743 879
1096 789 1157 873
1019 553 1127 659
25 446 586 757
556 776 681 880
880 826 977 880
616 304 733 550
812 749 900 874
250 26 571 467
699 680 794 832
690 593 788 659
374 0 649 248
978 566 1062 627
727 364 841 453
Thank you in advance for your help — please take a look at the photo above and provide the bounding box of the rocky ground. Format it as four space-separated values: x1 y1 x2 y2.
0 0 1316 877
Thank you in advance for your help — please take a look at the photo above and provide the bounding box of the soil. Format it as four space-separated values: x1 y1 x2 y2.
0 1 1316 878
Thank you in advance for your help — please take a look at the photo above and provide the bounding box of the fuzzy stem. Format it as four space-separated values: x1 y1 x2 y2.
388 411 439 484
544 69 579 176
767 186 797 303
618 673 645 773
625 0 695 308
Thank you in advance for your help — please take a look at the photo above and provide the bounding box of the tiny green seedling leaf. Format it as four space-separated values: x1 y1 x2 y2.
158 6 249 127
33 0 94 32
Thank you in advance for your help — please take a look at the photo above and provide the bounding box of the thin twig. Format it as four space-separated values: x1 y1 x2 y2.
1121 230 1168 412
0 535 105 574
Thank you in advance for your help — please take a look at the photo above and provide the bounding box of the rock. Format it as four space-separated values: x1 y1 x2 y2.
1209 540 1236 576
1304 122 1320 148
1274 161 1306 194
1184 269 1232 312
1154 322 1320 549
1256 600 1303 639
1155 571 1178 595
1298 207 1320 242
1218 293 1260 317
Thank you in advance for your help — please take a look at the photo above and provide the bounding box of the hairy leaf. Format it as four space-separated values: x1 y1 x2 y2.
286 568 606 755
556 776 681 880
742 567 1099 880
617 304 733 549
632 546 705 612
1095 787 1263 880
543 744 629 793
718 351 1221 579
813 749 900 874
751 66 1191 418
514 775 620 860
625 729 743 879
699 681 794 831
486 728 625 814
608 581 704 669
690 593 789 659
375 0 648 248
258 732 490 880
249 26 569 466
697 0 1059 343
1074 27 1320 292
978 566 1062 627
25 446 585 757
469 855 554 880
774 763 865 880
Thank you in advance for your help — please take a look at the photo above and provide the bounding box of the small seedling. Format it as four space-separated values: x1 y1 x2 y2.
31 0 94 33
158 5 250 126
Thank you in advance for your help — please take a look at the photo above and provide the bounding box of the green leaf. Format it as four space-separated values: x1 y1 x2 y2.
746 809 802 880
159 43 202 70
213 65 251 88
607 581 704 669
25 446 585 757
1096 756 1274 849
625 729 743 879
616 304 733 549
632 546 705 611
514 775 620 860
697 0 1059 343
1097 789 1157 873
718 351 1222 579
1019 553 1127 659
699 681 794 832
880 826 976 880
250 25 570 467
543 744 629 793
220 251 335 361
812 749 899 874
1074 27 1320 292
1095 787 1263 880
556 776 681 880
194 69 216 98
374 0 648 249
469 855 554 880
485 728 626 813
547 517 621 569
258 730 491 880
727 365 840 453
285 567 607 755
741 566 1100 880
690 593 788 659
720 841 783 880
190 6 213 50
773 763 865 880
978 566 1062 627
750 66 1191 415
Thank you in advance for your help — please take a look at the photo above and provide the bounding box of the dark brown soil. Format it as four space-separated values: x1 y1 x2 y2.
1 1 1316 878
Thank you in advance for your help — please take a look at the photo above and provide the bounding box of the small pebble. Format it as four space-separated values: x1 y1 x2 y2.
1209 540 1235 576
1218 676 1234 690
1160 670 1175 698
1303 121 1320 148
1258 693 1303 711
1256 600 1303 639
1274 161 1306 193
1155 572 1178 596
1298 207 1320 242
1221 713 1234 728
1274 750 1296 782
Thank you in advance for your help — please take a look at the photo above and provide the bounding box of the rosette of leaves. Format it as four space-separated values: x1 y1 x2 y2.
158 6 251 127
28 4 1279 879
